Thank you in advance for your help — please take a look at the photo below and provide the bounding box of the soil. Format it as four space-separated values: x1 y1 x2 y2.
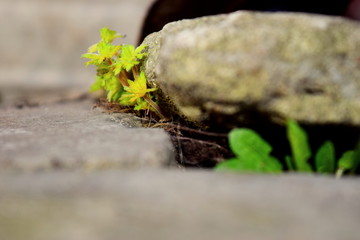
93 98 232 167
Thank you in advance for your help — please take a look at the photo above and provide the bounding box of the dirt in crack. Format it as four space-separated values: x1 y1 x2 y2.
151 123 232 168
93 98 232 168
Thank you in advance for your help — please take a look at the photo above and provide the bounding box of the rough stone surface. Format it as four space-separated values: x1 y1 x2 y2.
142 11 360 128
0 170 359 240
0 99 174 171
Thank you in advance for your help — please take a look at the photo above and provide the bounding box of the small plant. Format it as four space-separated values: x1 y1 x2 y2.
215 128 283 174
216 120 360 178
81 27 164 118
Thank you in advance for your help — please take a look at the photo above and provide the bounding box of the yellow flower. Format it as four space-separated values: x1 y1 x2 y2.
120 71 156 104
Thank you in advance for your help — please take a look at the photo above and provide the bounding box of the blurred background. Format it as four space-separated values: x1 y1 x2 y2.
1 0 358 105
0 0 154 96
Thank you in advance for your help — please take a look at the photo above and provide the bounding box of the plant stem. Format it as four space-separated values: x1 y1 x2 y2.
132 66 139 78
118 70 129 87
335 168 344 179
118 66 165 119
150 123 228 138
133 66 165 119
143 94 166 119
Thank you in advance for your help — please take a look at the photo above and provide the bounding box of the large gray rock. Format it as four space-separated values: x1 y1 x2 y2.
0 170 359 240
0 99 174 171
142 11 360 128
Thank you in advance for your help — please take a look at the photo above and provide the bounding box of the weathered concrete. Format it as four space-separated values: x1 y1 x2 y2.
0 99 174 171
142 11 360 128
0 170 359 240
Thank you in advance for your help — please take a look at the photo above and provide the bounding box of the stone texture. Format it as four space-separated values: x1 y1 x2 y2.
0 99 174 171
0 170 359 240
142 11 360 128
0 86 90 108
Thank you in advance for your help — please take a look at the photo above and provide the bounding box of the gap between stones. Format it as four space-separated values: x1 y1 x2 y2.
93 98 360 172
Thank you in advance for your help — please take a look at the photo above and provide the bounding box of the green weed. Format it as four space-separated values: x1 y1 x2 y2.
216 120 360 178
82 27 164 118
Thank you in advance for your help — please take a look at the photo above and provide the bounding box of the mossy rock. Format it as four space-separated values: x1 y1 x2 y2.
141 11 360 131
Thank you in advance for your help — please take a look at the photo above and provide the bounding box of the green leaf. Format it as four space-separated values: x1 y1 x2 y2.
89 76 105 92
350 143 360 174
100 27 122 43
263 156 283 173
82 28 122 67
82 42 121 67
104 75 123 102
285 155 295 171
286 120 312 172
229 128 272 157
120 71 156 104
315 141 335 174
81 53 105 66
119 44 147 71
107 88 123 102
215 156 282 173
215 158 259 173
338 151 355 170
88 43 99 53
336 150 355 178
221 128 282 173
134 44 146 57
134 99 150 111
112 60 124 75
97 41 121 59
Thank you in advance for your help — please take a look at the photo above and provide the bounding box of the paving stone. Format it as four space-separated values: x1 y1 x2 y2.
0 170 359 240
0 99 174 171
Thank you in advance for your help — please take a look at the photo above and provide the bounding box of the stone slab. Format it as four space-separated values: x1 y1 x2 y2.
0 170 359 240
0 99 174 171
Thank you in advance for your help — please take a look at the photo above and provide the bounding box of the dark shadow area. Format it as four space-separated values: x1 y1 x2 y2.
139 0 357 43
203 105 360 172
95 100 360 173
